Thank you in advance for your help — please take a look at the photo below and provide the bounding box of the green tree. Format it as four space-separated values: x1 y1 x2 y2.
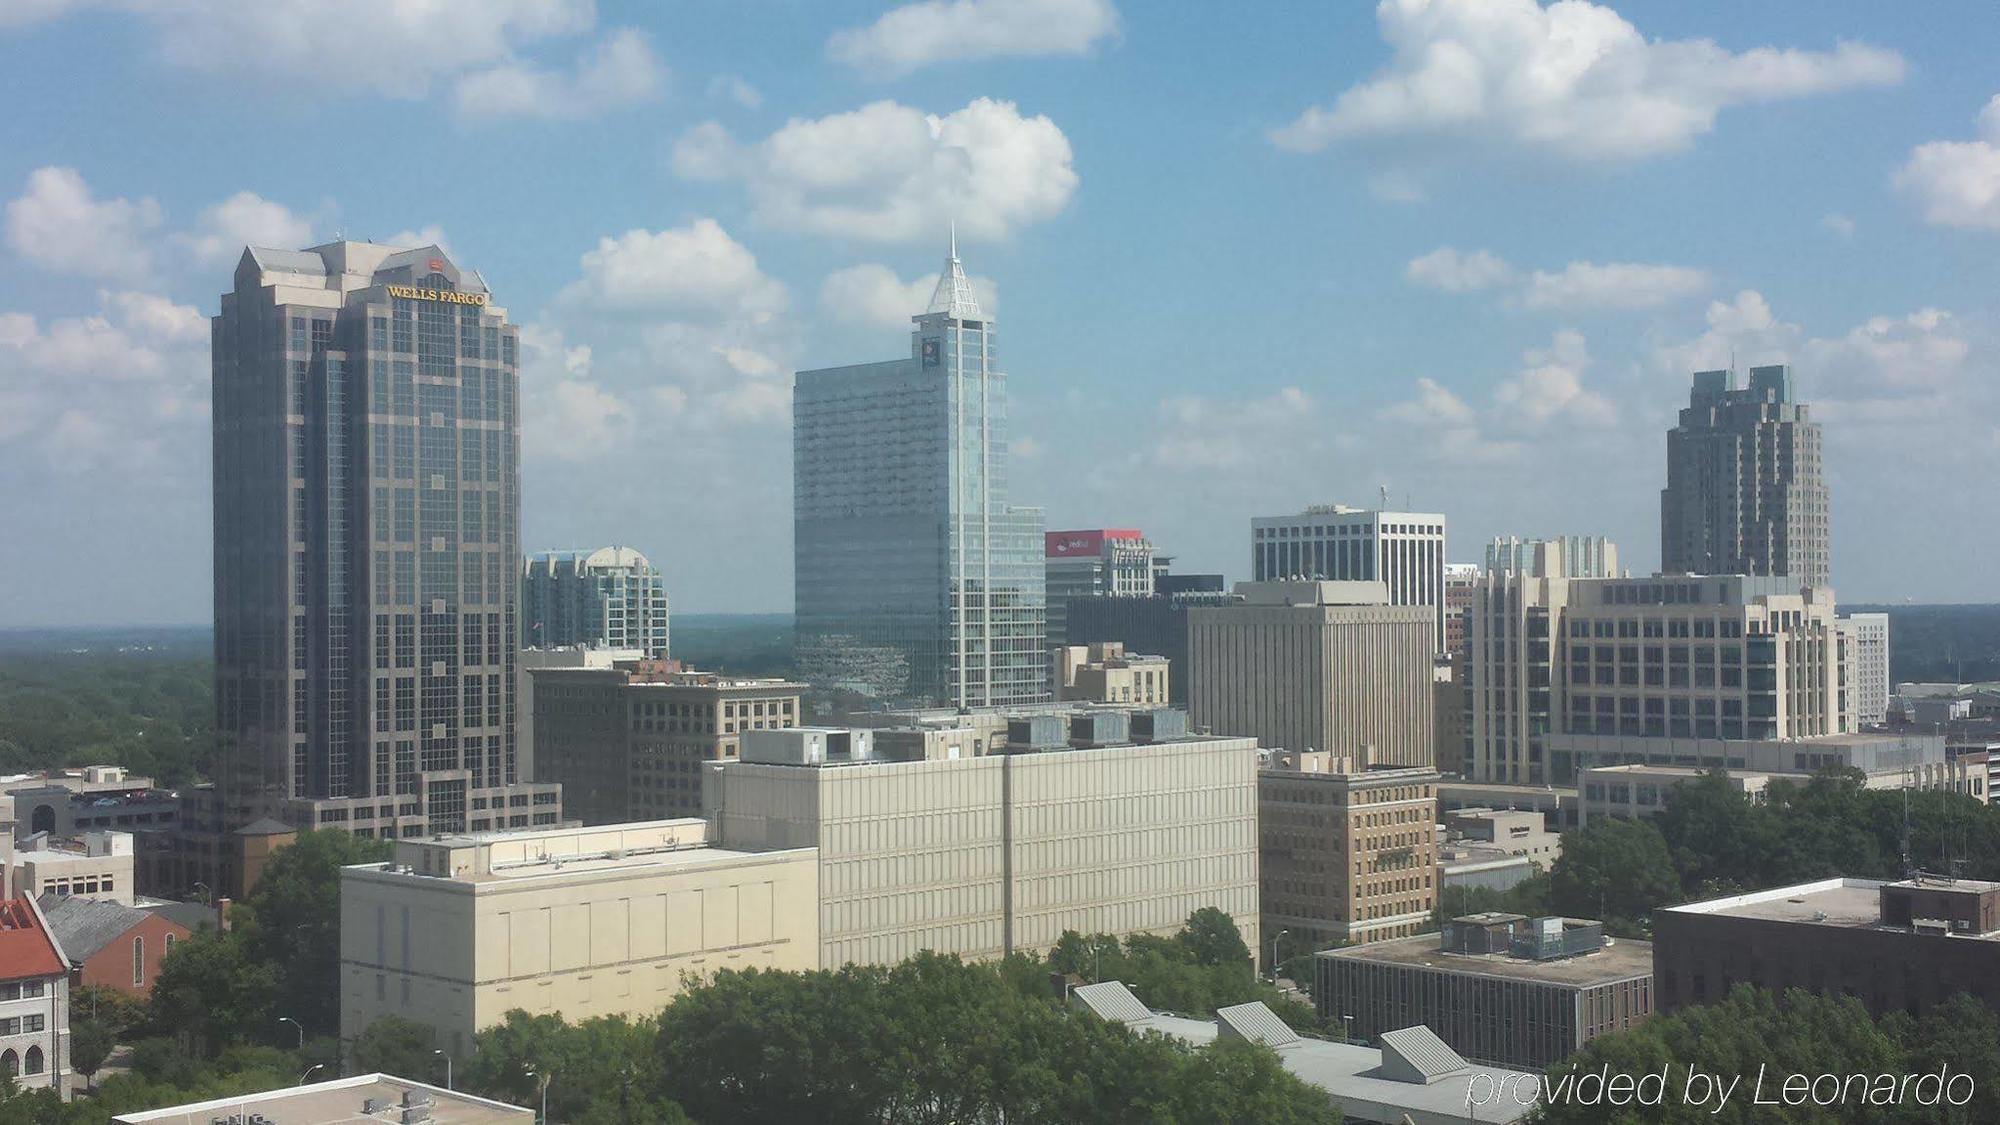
1177 906 1252 968
350 1016 441 1082
463 1011 670 1124
228 829 390 1040
144 933 278 1056
1548 816 1681 934
69 1020 116 1091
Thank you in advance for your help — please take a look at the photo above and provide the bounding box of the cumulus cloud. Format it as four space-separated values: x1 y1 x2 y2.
707 74 762 109
561 219 786 319
1495 330 1617 426
174 191 315 267
820 262 998 328
1148 386 1314 471
828 0 1118 77
453 28 665 121
384 225 451 253
1406 246 1706 310
1273 0 1903 163
518 325 634 460
673 97 1078 243
5 167 162 282
1895 95 2000 231
1384 377 1477 428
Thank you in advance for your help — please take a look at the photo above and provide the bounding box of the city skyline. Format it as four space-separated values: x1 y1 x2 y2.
5 1 1999 627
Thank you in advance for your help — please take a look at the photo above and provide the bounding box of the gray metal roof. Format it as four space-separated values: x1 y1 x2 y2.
38 896 155 962
246 246 327 275
1068 980 1153 1024
1377 1025 1471 1085
1215 1002 1301 1048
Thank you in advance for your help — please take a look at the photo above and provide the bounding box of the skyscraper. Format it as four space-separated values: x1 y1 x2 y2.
523 546 671 658
1661 365 1831 586
1044 528 1154 645
794 237 1048 707
1250 506 1448 651
211 241 560 842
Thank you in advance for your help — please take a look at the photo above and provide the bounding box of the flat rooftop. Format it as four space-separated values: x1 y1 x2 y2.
1325 931 1654 985
113 1073 530 1124
1663 877 2000 937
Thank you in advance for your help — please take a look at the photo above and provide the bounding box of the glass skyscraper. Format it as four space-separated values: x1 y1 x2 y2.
211 241 560 842
794 238 1048 707
523 546 671 658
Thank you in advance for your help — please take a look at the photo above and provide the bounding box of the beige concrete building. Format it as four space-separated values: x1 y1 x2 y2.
1579 754 1982 824
707 727 1259 970
115 1074 532 1124
340 820 818 1052
1051 642 1171 706
530 662 804 823
1190 581 1434 768
1258 752 1438 950
7 831 135 904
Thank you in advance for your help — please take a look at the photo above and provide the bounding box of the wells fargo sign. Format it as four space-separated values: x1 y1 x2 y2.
386 284 487 306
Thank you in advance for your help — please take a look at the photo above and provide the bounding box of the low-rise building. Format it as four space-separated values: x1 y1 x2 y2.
1435 782 1579 832
8 831 135 903
1259 752 1438 949
39 895 190 997
1579 754 1985 825
1070 980 1538 1124
0 897 68 1093
1317 914 1653 1071
112 1074 532 1124
3 767 178 842
341 820 818 1052
1654 876 2000 1019
1442 808 1559 866
1050 642 1171 706
707 725 1259 970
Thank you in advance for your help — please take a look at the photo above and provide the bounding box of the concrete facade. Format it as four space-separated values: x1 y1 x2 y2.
706 731 1260 970
10 832 134 904
1258 754 1439 949
1050 642 1170 706
0 897 68 1094
1190 581 1435 768
1838 612 1891 729
1251 507 1448 652
340 820 819 1052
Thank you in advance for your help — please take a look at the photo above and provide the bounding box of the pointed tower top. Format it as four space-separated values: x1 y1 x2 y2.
926 227 984 320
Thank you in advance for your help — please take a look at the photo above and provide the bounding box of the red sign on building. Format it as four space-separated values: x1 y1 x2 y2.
1045 529 1144 557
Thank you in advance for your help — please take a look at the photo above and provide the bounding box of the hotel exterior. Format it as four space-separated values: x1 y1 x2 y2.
793 239 1047 708
208 241 558 866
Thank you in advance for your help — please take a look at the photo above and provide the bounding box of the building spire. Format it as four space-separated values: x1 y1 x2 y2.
926 226 983 320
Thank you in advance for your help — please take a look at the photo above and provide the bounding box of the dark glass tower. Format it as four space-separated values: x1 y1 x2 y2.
793 238 1048 707
211 242 560 840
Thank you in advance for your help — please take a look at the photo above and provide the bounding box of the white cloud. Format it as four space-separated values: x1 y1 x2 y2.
673 97 1078 243
1149 386 1314 471
1273 0 1902 163
519 326 634 460
1895 95 2000 231
561 219 786 319
384 225 451 253
829 0 1118 77
1407 246 1706 310
1404 247 1512 292
1522 261 1708 310
820 262 998 328
1495 330 1617 426
453 28 665 121
1383 377 1477 428
0 0 81 28
1821 213 1855 237
4 167 162 282
174 191 315 267
707 74 761 109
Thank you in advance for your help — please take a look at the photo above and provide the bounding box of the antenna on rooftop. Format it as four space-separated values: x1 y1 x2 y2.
1379 485 1389 510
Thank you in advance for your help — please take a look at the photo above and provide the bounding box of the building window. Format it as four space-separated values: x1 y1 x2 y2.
133 935 145 987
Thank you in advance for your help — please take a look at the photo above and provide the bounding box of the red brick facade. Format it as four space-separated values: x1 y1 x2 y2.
74 913 189 997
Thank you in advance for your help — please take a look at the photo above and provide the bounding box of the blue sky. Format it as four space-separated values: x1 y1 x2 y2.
3 0 1996 625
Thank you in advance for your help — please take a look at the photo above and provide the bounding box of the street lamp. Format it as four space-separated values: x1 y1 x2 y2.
1269 930 1289 982
434 1049 452 1090
278 1017 304 1051
525 1067 552 1124
299 1063 326 1086
1340 1013 1354 1044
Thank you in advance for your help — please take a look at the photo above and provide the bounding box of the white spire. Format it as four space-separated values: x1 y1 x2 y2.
926 226 983 320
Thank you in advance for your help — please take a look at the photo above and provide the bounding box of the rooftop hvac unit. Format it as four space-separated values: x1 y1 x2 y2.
365 1098 391 1112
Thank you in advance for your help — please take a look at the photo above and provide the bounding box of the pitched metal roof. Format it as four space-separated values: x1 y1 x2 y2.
1068 980 1153 1024
1377 1025 1471 1085
1215 1002 1302 1048
38 895 160 962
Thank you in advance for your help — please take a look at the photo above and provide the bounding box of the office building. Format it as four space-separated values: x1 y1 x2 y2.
1065 590 1238 704
1259 752 1438 948
1484 536 1620 579
1155 571 1226 596
210 241 558 846
1190 581 1435 768
793 237 1047 708
1051 642 1170 705
529 661 802 824
1317 914 1653 1071
114 1074 533 1124
3 767 178 842
707 725 1259 969
1578 749 1977 824
1442 564 1479 660
1838 612 1891 729
1464 563 1846 785
6 831 134 904
341 820 819 1051
1044 529 1154 645
1070 981 1539 1125
1661 365 1831 586
39 896 191 997
1655 877 2000 1020
1443 807 1559 866
1251 506 1448 651
0 897 68 1093
522 547 670 658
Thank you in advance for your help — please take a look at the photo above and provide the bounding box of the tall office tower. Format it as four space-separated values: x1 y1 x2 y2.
1044 529 1154 645
1189 580 1435 768
1442 563 1481 660
1837 612 1891 729
794 237 1048 707
1661 365 1830 586
212 242 560 841
1251 506 1448 651
522 547 671 658
1484 536 1620 578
